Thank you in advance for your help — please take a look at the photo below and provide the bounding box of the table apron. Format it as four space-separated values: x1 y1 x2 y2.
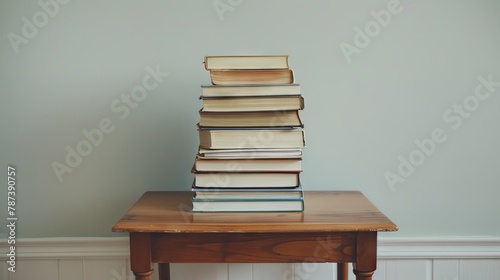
151 232 356 263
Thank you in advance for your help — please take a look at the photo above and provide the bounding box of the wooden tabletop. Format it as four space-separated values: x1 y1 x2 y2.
112 191 398 233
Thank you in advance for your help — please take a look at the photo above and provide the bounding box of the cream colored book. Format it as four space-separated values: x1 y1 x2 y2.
201 84 300 97
198 110 303 128
193 157 302 172
193 172 300 188
200 96 304 112
198 129 306 150
203 55 289 70
209 69 294 85
197 147 303 158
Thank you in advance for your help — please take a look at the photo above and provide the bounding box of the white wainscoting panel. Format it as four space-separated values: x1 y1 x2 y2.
1 261 8 280
170 263 228 280
459 259 500 280
292 263 334 280
373 260 387 280
385 260 433 280
253 264 294 280
228 264 252 280
59 259 85 280
84 259 129 280
9 260 58 280
433 259 459 280
1 237 500 280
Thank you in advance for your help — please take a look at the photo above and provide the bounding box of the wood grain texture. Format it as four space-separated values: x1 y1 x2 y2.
151 232 355 263
112 191 397 233
113 191 398 280
130 233 152 275
354 232 378 271
337 263 349 280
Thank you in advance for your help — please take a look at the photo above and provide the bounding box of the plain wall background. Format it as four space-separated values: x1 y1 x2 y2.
1 0 499 238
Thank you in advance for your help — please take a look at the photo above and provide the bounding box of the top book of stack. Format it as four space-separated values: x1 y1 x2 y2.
204 55 294 85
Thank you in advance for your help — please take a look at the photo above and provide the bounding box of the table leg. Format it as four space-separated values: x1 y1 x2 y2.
337 263 348 280
130 233 153 280
158 263 170 280
353 232 377 280
133 271 153 280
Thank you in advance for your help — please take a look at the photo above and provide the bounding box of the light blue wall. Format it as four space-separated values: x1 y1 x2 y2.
1 0 499 238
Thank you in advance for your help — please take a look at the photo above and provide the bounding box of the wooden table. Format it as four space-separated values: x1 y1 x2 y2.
112 191 397 280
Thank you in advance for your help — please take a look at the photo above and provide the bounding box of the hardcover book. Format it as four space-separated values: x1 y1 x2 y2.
192 157 302 172
193 172 300 188
192 197 304 212
200 95 304 112
203 55 289 70
197 147 303 158
192 186 303 200
209 69 294 85
201 84 300 97
198 110 304 128
198 129 306 150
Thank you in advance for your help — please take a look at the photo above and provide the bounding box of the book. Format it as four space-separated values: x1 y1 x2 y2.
203 55 289 70
192 157 302 172
200 96 304 112
192 197 304 212
198 129 306 150
197 147 303 158
209 69 294 85
193 172 300 188
193 54 306 212
192 186 303 199
198 110 304 128
201 84 300 97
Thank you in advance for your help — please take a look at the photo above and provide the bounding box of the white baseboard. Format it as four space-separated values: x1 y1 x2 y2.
1 236 500 260
0 237 130 259
378 236 500 259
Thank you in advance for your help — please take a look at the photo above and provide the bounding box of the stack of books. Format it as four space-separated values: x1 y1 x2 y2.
191 55 306 212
